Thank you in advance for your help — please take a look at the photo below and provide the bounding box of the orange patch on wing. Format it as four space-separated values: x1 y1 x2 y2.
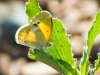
19 30 37 42
24 31 37 42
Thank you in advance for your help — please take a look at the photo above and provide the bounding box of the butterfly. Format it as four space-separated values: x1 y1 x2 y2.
15 11 52 50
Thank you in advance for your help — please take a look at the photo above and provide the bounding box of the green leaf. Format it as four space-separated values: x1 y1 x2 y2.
47 18 79 75
25 0 77 74
80 46 90 75
28 48 66 75
94 53 100 73
58 59 80 75
80 11 100 75
87 11 100 55
48 18 75 66
26 0 41 21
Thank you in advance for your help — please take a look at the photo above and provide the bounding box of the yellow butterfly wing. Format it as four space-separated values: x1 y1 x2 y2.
15 25 37 46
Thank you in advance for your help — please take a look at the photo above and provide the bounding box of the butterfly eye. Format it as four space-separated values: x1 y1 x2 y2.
37 22 40 24
33 23 38 26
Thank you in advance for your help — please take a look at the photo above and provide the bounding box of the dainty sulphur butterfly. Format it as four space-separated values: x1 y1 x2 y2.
15 11 52 50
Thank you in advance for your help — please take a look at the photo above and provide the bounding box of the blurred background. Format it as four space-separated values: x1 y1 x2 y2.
0 0 100 75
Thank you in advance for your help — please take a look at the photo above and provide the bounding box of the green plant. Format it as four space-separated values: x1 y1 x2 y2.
16 0 100 75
